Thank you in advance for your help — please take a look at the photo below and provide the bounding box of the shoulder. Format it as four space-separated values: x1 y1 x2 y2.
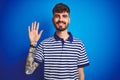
41 36 55 44
73 37 83 44
72 37 86 48
37 36 55 47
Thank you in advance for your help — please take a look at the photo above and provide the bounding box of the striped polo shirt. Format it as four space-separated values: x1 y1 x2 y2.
34 32 89 80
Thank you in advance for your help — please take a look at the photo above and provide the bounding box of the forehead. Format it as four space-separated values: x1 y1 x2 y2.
54 12 69 15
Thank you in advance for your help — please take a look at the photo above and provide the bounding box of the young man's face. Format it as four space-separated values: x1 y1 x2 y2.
52 12 70 31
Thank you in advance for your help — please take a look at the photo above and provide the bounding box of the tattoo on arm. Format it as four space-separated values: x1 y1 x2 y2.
25 46 39 74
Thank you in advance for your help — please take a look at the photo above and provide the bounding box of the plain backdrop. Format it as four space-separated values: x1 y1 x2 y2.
0 0 120 80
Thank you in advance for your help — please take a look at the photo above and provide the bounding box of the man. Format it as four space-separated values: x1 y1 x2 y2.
25 3 89 80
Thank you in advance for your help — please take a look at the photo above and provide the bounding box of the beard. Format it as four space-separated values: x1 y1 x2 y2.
56 25 68 31
54 21 69 31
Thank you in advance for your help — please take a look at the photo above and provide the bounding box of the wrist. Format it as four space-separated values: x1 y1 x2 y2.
30 42 37 48
30 41 37 45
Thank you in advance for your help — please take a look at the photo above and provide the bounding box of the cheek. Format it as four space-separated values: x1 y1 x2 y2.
66 20 70 24
53 18 58 23
65 18 70 23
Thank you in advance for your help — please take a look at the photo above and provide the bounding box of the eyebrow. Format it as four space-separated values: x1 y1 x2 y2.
54 14 68 17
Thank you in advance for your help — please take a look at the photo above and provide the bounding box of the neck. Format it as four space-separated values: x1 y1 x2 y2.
56 30 69 41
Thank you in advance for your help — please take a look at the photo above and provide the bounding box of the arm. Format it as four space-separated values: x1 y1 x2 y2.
78 67 84 80
25 43 39 74
25 21 43 75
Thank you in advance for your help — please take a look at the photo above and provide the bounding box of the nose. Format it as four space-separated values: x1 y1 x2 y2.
59 16 63 21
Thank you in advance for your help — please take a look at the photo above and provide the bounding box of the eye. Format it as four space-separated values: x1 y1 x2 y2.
63 15 68 18
54 15 59 18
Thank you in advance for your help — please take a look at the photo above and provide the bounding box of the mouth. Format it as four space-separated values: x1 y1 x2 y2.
58 23 64 26
57 22 66 27
56 21 66 25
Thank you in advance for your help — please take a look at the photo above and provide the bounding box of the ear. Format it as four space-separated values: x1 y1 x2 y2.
52 17 54 23
68 17 70 23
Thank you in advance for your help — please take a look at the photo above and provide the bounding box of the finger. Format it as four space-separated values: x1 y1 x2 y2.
36 22 39 31
28 26 30 34
33 21 36 30
36 22 39 34
38 30 43 38
32 22 34 31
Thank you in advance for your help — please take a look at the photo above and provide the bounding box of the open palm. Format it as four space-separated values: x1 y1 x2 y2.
28 21 43 44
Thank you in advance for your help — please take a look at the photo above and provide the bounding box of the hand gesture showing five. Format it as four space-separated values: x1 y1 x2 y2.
28 21 43 44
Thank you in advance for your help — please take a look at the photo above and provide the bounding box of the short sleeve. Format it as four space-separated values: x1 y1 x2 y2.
77 42 89 68
34 43 44 63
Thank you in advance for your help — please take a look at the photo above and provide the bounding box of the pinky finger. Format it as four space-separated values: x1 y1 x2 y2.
28 26 31 33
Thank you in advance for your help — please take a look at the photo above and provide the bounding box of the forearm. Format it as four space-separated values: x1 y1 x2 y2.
25 43 39 74
79 74 84 80
78 68 84 80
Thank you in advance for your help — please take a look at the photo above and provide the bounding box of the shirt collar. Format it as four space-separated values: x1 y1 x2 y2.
54 32 73 42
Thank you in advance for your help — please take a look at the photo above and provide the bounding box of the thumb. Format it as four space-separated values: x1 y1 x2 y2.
38 30 43 39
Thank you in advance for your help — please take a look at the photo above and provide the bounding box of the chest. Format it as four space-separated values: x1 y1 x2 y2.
43 42 80 65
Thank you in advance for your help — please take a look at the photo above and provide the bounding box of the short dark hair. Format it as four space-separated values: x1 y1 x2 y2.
52 3 70 14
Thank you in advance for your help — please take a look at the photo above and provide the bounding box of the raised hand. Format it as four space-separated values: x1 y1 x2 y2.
28 21 43 44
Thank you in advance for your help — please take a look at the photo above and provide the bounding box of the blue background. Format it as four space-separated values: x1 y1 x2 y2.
0 0 120 80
